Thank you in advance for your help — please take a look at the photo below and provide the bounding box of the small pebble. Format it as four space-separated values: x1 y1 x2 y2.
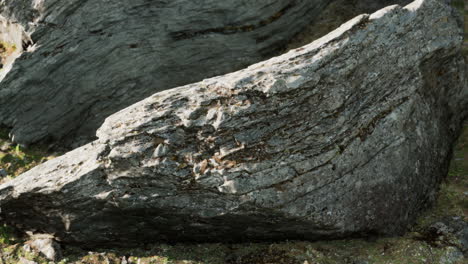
19 257 38 264
0 142 11 151
27 236 62 261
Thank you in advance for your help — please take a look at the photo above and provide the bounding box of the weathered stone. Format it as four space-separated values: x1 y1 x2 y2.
423 217 468 256
287 0 412 50
0 0 337 147
0 0 414 148
0 0 466 247
18 257 37 264
0 142 12 151
23 234 62 262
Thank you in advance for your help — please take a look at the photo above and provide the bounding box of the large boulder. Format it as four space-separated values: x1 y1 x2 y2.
0 0 466 247
0 0 412 147
0 0 335 147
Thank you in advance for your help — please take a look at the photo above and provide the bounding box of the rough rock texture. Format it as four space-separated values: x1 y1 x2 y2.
0 0 466 247
287 0 413 50
0 0 335 147
0 0 417 148
18 257 37 264
23 235 62 261
424 218 468 256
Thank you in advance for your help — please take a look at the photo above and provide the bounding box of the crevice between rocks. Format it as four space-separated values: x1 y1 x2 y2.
0 15 32 82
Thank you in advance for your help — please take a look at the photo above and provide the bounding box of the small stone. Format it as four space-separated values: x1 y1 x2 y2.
22 243 32 252
27 236 62 262
430 222 453 236
153 144 169 158
0 169 7 178
19 257 37 264
438 247 464 264
353 260 370 264
0 142 12 151
425 218 468 255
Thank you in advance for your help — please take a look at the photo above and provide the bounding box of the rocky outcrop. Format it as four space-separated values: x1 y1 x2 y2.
0 0 466 247
0 0 415 148
0 0 336 147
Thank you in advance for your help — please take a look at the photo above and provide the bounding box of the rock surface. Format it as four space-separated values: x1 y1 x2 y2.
23 234 62 261
0 0 466 247
287 0 412 50
0 0 417 148
0 0 335 147
0 169 7 178
423 218 468 256
18 257 37 264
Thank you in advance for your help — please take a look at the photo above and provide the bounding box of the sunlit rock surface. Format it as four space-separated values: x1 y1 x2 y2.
0 0 335 146
0 0 466 247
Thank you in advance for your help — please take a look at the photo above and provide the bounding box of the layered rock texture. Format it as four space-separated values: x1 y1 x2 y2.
0 0 414 147
0 0 336 147
0 0 466 247
287 0 412 49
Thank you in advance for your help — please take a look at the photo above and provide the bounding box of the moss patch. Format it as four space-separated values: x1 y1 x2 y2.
0 41 17 68
0 128 59 183
415 121 468 228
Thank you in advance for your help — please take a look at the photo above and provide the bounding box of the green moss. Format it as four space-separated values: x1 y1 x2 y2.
0 224 14 245
451 0 464 11
0 129 59 183
0 41 16 54
0 128 9 140
47 236 464 264
0 41 17 69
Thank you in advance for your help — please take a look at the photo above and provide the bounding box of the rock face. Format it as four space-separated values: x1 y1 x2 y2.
0 0 466 247
0 0 416 147
0 0 335 147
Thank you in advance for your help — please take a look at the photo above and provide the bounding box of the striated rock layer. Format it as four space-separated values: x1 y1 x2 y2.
0 0 414 147
0 0 335 147
0 0 467 247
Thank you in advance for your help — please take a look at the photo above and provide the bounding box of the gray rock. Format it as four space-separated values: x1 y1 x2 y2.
287 0 412 50
0 169 7 178
438 247 465 264
0 0 414 147
0 142 12 152
0 0 466 247
425 218 468 256
0 0 336 147
27 236 62 262
19 257 37 264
